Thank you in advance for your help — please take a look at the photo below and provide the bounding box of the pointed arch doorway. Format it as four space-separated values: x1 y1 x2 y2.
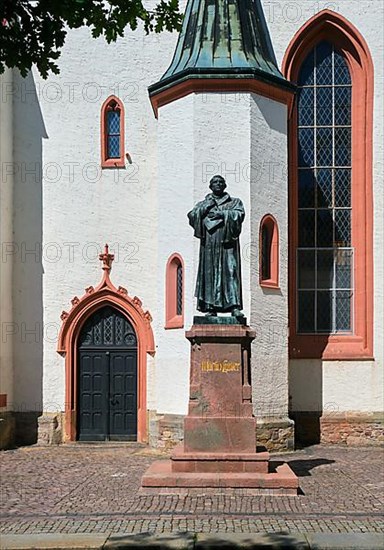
58 244 155 443
78 306 138 441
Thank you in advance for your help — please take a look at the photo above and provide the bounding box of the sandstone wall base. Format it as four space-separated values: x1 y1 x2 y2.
0 412 16 449
148 412 184 450
320 412 384 446
37 413 63 445
14 412 41 446
291 411 384 447
256 416 295 452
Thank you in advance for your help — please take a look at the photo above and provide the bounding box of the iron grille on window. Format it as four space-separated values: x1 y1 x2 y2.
79 306 137 347
297 41 353 334
106 106 121 158
261 223 271 281
176 263 183 316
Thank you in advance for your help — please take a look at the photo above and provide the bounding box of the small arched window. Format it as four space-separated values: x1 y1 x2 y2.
260 215 279 289
101 95 125 168
165 254 184 329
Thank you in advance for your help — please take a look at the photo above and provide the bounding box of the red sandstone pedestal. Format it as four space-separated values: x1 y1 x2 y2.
142 319 298 495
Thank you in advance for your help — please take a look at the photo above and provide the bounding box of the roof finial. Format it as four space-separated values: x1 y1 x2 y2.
99 243 114 272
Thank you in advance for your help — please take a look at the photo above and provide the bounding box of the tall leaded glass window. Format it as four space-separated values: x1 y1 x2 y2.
297 41 353 334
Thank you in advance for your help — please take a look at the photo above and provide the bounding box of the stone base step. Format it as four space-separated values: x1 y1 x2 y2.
171 445 270 473
141 459 298 494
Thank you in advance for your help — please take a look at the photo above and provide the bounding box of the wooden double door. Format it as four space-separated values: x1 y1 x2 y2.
77 306 138 441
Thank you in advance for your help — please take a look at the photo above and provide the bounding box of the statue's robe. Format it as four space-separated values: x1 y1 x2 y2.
188 192 245 313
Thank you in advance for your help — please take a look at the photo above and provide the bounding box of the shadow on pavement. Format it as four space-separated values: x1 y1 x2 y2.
271 458 335 477
105 531 309 549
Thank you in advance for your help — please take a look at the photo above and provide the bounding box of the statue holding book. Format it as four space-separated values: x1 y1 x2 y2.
188 175 245 318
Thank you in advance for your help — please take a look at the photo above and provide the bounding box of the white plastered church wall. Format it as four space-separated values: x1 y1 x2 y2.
155 95 195 415
0 69 14 411
11 69 45 413
38 23 179 413
193 92 252 317
249 95 289 419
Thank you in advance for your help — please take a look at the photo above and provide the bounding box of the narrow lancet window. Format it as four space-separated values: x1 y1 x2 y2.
101 96 125 167
176 263 183 316
260 215 279 288
165 254 184 329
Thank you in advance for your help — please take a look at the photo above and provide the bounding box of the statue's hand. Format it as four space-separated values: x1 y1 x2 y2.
208 210 224 220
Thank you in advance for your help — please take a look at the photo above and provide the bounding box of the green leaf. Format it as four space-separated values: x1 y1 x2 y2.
1 0 182 77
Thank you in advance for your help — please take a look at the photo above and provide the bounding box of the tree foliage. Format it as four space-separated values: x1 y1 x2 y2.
0 0 182 78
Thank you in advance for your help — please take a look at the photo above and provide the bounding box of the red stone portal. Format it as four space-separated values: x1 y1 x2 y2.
142 321 298 494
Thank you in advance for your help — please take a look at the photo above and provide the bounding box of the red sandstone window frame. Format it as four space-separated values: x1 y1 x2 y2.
259 214 279 289
282 10 374 360
165 253 184 329
101 95 125 168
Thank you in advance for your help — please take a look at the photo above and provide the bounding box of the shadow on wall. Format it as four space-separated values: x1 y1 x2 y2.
288 212 342 447
12 70 47 445
289 359 323 447
251 94 287 135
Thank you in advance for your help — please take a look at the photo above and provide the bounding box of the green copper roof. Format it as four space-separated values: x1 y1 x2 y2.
149 0 294 95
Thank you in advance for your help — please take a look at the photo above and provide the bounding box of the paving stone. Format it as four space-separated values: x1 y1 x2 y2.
0 445 383 537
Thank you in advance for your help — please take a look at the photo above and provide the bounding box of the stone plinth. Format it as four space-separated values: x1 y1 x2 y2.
142 319 298 494
184 319 256 454
171 446 270 473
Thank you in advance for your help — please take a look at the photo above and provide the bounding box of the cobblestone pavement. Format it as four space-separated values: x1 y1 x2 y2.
0 444 383 536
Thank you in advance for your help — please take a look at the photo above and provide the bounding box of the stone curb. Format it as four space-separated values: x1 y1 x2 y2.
0 533 108 549
1 532 384 549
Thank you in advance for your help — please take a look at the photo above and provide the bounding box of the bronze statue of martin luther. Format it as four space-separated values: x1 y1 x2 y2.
188 175 245 318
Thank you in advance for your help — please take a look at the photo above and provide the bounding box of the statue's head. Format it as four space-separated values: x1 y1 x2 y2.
209 175 226 196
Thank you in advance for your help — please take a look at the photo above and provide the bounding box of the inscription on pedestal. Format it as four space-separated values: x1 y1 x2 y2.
201 360 240 373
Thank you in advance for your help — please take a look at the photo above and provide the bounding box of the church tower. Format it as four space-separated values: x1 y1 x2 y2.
151 0 296 449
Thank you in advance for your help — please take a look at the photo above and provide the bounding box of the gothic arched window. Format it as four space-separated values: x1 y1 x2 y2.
283 11 373 360
165 254 184 329
101 95 125 168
